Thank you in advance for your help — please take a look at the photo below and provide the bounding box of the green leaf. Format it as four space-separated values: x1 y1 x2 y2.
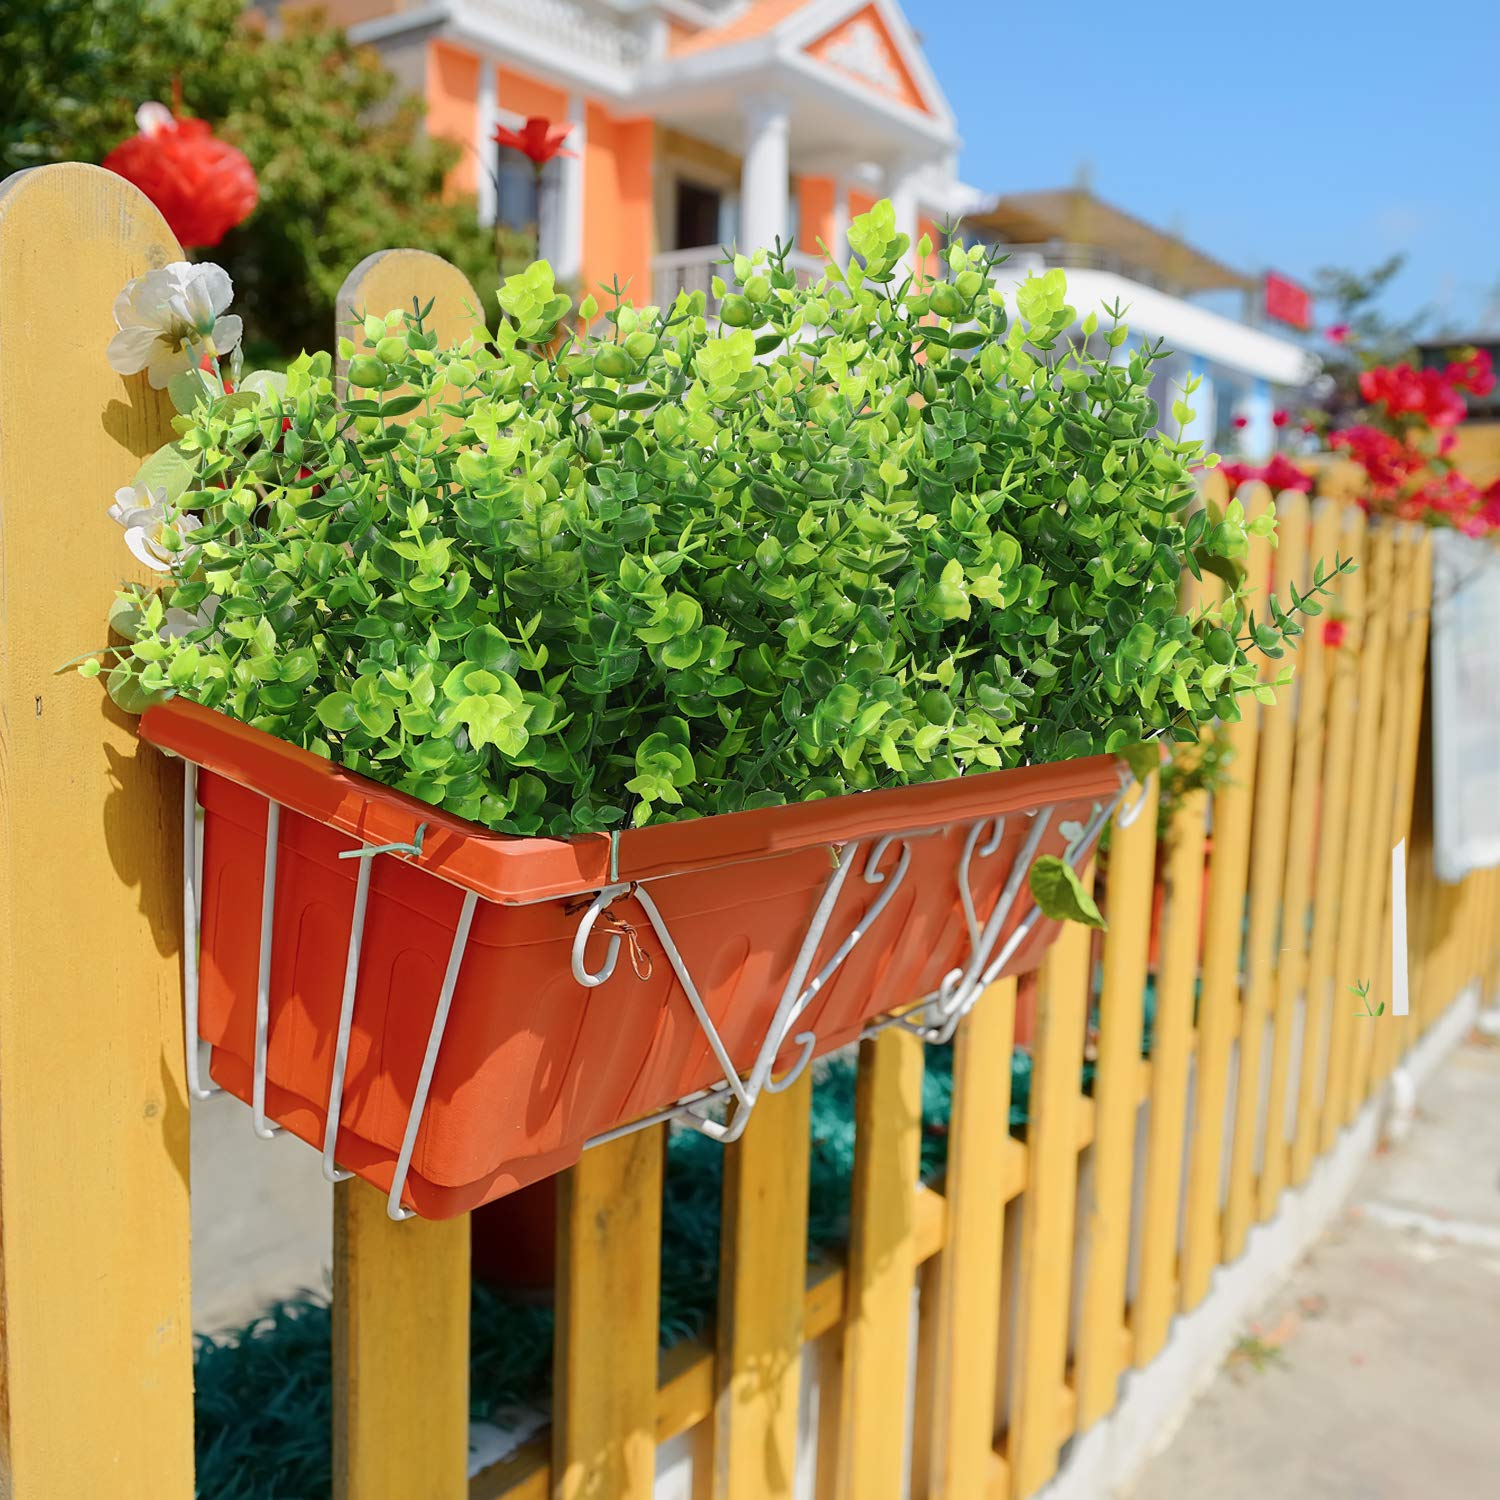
1028 856 1107 930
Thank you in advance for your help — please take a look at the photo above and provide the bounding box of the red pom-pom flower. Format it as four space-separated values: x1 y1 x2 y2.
103 103 258 249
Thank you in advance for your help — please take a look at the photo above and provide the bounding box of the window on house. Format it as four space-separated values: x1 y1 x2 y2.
494 143 563 261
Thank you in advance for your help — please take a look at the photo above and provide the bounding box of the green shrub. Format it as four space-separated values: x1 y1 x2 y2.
92 203 1342 836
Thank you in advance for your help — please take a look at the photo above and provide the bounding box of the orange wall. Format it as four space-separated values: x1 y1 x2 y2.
496 65 567 121
797 176 837 257
584 104 654 306
426 41 479 197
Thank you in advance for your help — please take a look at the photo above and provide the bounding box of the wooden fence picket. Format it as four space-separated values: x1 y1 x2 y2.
1371 531 1433 1088
1346 528 1414 1114
331 247 486 1500
1290 509 1367 1186
1131 789 1207 1366
835 1027 925 1500
1180 483 1274 1308
1074 773 1159 1426
1223 490 1309 1260
1320 528 1395 1148
554 1128 666 1500
714 1070 813 1500
1257 498 1342 1217
926 978 1018 1497
0 161 195 1500
1007 869 1096 1497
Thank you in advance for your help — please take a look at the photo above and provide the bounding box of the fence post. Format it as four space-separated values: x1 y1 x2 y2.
330 249 484 1500
0 162 194 1498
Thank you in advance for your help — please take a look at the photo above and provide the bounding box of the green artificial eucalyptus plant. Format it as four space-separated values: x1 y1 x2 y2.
86 201 1346 838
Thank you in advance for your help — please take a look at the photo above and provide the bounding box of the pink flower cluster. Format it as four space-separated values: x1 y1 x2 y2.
1218 451 1315 495
1356 351 1493 428
1330 347 1499 536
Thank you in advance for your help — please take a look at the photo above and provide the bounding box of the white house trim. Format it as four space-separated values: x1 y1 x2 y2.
992 264 1316 386
778 0 959 132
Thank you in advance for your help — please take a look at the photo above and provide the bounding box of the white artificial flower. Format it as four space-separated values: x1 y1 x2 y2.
163 593 221 644
108 484 202 572
107 261 242 389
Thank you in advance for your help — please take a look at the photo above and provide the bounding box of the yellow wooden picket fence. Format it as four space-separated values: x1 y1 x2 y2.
1 163 1496 1500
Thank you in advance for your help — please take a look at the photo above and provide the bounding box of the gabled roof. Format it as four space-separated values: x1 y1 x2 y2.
669 0 955 127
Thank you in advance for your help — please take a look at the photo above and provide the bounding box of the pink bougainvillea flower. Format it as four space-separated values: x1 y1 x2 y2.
1259 453 1314 493
1218 460 1259 491
102 102 258 249
1326 323 1350 343
1272 408 1289 428
493 117 577 168
1445 347 1495 398
1322 619 1347 649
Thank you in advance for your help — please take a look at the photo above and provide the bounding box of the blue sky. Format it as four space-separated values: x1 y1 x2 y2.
914 2 1500 334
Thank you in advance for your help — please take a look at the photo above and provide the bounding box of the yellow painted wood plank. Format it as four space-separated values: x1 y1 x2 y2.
1223 493 1309 1259
1181 486 1274 1309
1008 874 1095 1498
927 979 1018 1498
1347 526 1415 1115
329 246 483 1500
1320 527 1394 1151
1290 509 1367 1186
1132 791 1208 1366
554 1127 665 1500
333 1180 471 1499
1372 531 1432 1087
713 1070 813 1500
1257 499 1342 1219
836 1028 925 1500
0 162 194 1499
1076 775 1159 1427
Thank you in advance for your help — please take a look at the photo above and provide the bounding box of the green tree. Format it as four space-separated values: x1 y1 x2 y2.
0 0 496 354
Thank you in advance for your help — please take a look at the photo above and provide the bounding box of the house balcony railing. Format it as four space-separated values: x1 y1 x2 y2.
652 245 825 311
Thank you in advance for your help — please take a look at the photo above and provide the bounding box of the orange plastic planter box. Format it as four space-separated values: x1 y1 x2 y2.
142 699 1123 1220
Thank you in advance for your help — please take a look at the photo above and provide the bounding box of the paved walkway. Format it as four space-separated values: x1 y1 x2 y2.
1132 1023 1500 1499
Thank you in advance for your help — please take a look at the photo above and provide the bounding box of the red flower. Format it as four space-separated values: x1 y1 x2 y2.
1232 414 1248 430
1446 347 1495 398
102 102 257 249
1259 453 1314 493
1322 619 1347 648
1219 460 1259 490
1272 409 1289 428
1326 323 1350 343
494 116 576 168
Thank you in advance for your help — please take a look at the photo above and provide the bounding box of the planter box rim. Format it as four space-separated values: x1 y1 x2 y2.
141 698 1124 905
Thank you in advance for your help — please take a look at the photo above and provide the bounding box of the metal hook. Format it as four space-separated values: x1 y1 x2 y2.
570 882 632 988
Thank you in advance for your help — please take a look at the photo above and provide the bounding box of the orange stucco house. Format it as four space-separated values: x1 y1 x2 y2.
312 0 975 304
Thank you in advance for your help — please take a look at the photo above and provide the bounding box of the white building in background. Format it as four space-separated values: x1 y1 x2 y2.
967 188 1316 455
307 2 1313 447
